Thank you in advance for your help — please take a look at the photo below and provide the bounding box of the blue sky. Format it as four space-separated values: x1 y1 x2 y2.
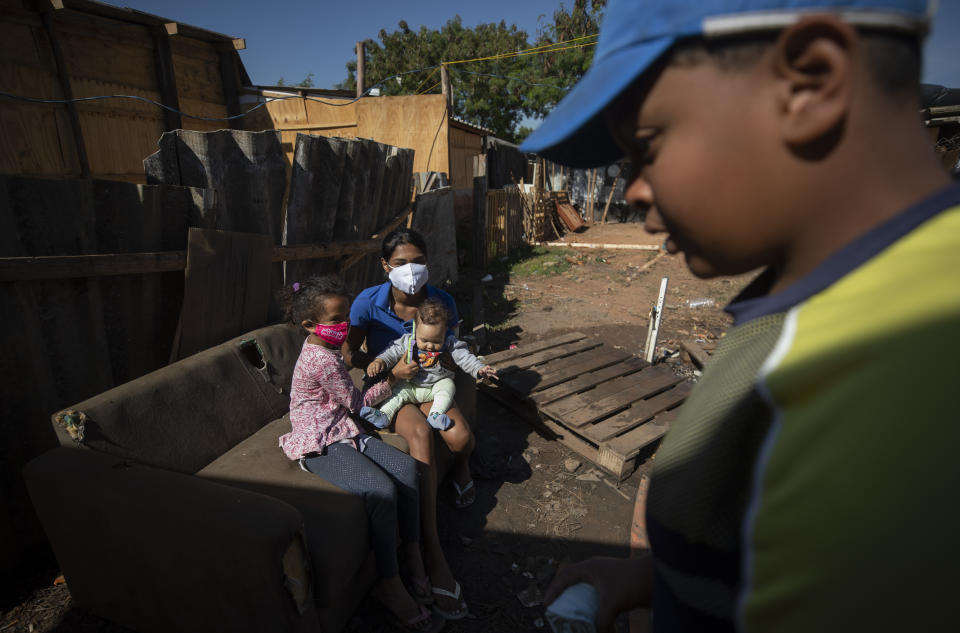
123 0 960 93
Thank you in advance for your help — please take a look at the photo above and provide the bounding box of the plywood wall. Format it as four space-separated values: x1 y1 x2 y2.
0 1 242 183
0 4 82 178
247 94 465 179
449 124 483 189
356 95 449 174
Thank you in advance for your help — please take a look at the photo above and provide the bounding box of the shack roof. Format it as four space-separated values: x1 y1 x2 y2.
52 0 251 84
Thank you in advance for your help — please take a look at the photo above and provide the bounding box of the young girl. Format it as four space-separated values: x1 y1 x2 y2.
277 275 443 633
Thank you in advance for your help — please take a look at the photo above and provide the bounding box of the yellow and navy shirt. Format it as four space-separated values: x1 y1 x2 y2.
647 183 960 632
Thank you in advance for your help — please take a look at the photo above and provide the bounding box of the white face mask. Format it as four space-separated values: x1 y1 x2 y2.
388 262 429 295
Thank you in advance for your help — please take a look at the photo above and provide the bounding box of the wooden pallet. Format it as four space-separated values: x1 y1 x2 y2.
481 332 690 480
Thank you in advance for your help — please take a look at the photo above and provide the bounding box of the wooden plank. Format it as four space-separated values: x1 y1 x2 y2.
40 9 89 178
600 410 679 461
411 188 458 286
171 228 273 361
495 339 601 376
484 331 586 365
555 200 585 231
218 47 241 130
539 413 600 464
151 25 181 131
597 410 678 481
581 382 692 444
542 367 683 428
531 357 648 406
0 240 380 281
680 339 711 369
0 252 185 281
501 346 631 396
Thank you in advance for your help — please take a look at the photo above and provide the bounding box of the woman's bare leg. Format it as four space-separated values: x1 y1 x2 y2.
436 404 475 503
395 403 461 612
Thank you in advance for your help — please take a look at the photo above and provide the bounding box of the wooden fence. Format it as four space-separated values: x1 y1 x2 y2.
1 0 247 183
0 131 414 594
486 189 525 259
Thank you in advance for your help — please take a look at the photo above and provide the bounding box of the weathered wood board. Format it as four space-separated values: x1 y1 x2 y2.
482 333 689 480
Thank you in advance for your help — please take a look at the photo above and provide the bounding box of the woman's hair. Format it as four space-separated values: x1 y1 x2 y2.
381 228 429 261
275 275 350 324
416 298 450 327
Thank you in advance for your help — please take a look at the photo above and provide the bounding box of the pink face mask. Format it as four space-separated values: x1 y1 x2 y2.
314 322 349 347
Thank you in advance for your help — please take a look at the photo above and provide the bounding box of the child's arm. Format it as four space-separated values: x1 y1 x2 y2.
447 335 494 379
368 334 407 377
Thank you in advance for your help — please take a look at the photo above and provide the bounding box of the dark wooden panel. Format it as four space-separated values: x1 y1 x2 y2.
495 339 602 376
529 355 646 404
171 228 272 360
582 382 692 444
484 331 586 365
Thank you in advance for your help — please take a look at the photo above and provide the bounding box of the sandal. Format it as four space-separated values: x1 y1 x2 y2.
432 581 469 620
452 478 475 509
377 598 444 633
409 575 434 605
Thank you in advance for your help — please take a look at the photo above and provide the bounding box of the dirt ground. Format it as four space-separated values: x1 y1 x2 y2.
1 222 756 633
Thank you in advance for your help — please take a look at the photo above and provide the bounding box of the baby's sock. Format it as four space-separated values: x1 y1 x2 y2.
359 406 390 429
427 412 452 431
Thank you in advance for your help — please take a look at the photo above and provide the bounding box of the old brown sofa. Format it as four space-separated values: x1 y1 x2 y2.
23 323 464 633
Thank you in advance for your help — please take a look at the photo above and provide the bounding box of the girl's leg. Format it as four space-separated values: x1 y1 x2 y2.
394 403 461 612
301 445 423 622
302 444 402 578
359 437 427 582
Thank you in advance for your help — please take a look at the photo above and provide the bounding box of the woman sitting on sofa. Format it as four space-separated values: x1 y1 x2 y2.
343 228 472 620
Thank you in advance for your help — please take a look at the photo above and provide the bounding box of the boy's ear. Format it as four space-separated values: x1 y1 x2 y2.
772 16 855 152
300 319 315 333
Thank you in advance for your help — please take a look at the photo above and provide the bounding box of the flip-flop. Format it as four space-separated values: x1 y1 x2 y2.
452 478 475 509
432 581 469 620
378 599 444 632
408 575 434 605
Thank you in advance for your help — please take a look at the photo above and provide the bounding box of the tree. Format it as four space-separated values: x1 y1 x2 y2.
335 3 605 143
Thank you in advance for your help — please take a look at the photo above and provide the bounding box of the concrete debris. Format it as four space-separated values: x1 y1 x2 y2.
563 458 582 473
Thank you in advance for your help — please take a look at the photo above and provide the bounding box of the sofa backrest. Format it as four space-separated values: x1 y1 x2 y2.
52 324 306 474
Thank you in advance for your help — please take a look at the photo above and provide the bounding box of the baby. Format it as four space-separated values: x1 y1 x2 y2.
366 298 496 430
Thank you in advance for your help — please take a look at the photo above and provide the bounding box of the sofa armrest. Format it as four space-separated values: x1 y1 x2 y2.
23 447 320 633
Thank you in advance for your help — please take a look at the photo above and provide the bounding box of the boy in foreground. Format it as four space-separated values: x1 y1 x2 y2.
521 0 959 631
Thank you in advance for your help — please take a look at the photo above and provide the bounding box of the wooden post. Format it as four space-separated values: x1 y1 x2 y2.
644 276 669 363
356 41 365 98
38 7 90 178
151 26 182 132
219 47 242 130
440 65 452 112
601 174 619 224
472 153 488 270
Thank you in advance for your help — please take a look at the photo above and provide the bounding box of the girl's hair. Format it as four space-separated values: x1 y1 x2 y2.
275 275 350 324
416 298 449 327
381 228 428 261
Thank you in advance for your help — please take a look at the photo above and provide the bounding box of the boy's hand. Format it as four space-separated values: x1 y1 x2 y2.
477 365 497 379
544 555 653 633
366 358 386 377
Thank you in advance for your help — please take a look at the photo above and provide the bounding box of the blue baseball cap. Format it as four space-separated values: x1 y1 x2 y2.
520 0 934 167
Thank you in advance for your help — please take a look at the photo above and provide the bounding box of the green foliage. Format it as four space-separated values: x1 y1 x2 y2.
296 73 315 88
275 77 286 86
336 1 606 143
